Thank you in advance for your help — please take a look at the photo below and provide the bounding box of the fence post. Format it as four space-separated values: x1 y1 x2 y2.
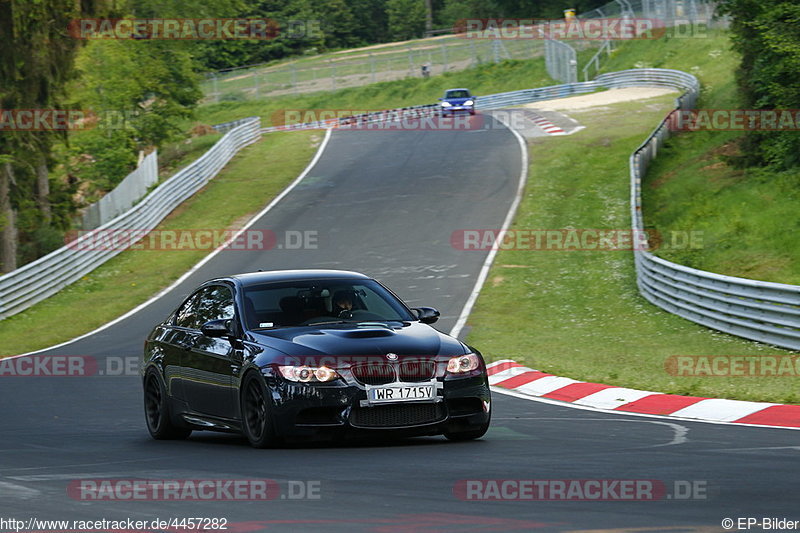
212 73 219 103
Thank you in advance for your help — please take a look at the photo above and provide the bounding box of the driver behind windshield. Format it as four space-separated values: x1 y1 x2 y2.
332 290 355 318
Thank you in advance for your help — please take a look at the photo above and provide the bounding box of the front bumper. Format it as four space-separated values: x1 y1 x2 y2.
441 105 475 114
267 373 490 440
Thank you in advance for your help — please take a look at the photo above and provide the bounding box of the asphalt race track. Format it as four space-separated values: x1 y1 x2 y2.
1 117 798 532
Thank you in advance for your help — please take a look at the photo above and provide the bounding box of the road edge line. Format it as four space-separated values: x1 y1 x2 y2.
450 114 528 340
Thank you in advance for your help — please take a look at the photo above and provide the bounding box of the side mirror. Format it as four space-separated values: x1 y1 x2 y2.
201 319 233 338
438 97 443 101
412 307 440 324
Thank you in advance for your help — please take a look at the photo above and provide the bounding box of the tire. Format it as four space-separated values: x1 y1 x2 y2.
240 372 279 448
144 371 191 440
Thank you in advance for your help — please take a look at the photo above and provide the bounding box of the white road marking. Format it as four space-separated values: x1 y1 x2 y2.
573 387 657 410
705 446 800 453
450 115 528 339
0 480 41 499
669 399 778 422
493 416 689 447
491 386 800 431
515 375 580 396
488 366 538 385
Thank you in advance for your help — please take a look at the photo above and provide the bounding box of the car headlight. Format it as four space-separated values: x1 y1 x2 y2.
464 100 474 106
441 101 452 107
278 365 341 383
447 354 480 374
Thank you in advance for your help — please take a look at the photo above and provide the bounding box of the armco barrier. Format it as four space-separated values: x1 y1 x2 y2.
624 72 800 351
82 151 159 230
0 117 261 320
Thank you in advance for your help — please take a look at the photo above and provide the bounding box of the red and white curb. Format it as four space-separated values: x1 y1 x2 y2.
523 110 566 135
487 360 800 429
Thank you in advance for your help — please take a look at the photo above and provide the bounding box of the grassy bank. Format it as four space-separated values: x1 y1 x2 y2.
194 58 558 127
599 30 800 284
0 131 319 356
465 95 795 403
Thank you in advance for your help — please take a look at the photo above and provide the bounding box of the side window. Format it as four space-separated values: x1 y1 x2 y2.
174 292 201 329
194 285 235 328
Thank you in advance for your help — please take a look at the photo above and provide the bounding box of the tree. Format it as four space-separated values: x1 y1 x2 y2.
69 38 202 188
718 0 800 170
387 0 426 40
0 0 116 272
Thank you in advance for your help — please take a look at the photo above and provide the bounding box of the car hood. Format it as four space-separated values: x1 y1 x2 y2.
443 97 472 105
249 321 466 361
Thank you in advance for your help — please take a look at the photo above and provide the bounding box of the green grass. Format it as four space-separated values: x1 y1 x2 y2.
465 96 797 404
194 58 558 127
0 131 320 356
599 29 800 284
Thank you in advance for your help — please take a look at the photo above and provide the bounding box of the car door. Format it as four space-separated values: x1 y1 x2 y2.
181 284 239 419
159 290 204 403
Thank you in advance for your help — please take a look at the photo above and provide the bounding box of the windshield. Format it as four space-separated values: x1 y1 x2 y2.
445 89 470 99
242 279 416 329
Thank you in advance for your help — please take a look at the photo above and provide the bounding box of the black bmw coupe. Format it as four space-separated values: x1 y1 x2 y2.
142 270 491 447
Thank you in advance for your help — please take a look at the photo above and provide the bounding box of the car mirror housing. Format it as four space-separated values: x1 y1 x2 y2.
201 319 233 338
413 307 440 324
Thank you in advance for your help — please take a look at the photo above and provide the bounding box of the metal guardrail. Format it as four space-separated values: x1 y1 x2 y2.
81 151 159 230
622 69 800 351
0 117 262 320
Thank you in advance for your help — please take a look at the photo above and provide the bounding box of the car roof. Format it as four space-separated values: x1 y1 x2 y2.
445 88 470 93
220 269 372 287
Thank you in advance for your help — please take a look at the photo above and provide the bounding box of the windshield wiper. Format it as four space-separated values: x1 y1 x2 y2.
355 319 410 326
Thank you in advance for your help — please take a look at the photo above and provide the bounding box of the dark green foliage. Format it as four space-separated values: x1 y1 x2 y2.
718 0 800 170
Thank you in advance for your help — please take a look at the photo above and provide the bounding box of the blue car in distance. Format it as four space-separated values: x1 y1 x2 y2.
439 88 476 117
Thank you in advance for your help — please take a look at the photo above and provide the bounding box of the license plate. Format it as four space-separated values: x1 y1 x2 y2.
367 384 435 403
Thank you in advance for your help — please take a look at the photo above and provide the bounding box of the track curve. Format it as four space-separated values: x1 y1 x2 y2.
1 118 797 532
